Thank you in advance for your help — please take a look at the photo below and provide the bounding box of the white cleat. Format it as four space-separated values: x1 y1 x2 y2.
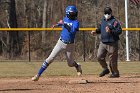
76 63 82 76
32 75 40 81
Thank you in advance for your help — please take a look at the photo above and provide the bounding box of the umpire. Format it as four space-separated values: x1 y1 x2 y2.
91 6 122 78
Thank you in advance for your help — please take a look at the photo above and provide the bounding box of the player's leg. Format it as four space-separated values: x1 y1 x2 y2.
32 39 64 81
65 44 82 76
108 42 119 78
97 42 110 77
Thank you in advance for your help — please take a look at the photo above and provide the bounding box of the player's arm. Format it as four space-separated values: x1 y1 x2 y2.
63 23 71 32
63 21 79 33
52 20 64 28
52 20 72 32
71 21 79 33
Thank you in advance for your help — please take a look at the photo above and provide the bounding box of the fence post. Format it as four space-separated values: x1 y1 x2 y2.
139 31 140 61
82 31 86 62
28 31 31 62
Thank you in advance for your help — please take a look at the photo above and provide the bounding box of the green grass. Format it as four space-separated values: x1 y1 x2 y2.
0 62 140 78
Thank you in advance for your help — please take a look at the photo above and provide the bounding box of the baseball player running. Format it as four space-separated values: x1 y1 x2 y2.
32 5 82 81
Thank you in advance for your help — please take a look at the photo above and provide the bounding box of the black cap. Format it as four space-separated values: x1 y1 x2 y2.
104 6 112 14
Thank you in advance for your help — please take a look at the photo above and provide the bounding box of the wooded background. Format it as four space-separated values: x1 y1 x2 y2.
0 0 140 61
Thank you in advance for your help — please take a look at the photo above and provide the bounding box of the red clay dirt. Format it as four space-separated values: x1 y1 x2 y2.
0 75 139 93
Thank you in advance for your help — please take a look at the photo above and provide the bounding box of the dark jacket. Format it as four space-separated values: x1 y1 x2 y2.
96 16 122 43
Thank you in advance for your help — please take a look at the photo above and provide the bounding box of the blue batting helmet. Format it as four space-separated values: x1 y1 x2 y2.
65 6 78 20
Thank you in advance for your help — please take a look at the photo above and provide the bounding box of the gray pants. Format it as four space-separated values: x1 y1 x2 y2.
97 41 119 74
45 39 76 67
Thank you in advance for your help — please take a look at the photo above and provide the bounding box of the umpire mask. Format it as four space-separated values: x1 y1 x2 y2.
104 14 111 20
104 6 112 20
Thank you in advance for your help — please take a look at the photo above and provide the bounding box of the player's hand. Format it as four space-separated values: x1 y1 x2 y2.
57 20 64 25
91 31 96 36
52 24 56 29
105 26 111 33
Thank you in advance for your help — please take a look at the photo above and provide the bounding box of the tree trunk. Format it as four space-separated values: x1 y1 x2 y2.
42 0 47 43
8 0 19 58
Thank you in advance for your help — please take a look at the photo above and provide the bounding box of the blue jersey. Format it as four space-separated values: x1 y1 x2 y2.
58 17 79 43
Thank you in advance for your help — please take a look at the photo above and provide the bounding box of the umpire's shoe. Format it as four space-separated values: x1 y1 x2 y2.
99 69 110 77
109 73 120 78
76 63 82 76
32 75 40 81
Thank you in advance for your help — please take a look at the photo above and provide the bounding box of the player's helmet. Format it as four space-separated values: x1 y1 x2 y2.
66 6 78 20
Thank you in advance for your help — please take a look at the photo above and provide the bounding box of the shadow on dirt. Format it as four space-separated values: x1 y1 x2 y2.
124 75 140 78
0 88 38 92
86 81 139 84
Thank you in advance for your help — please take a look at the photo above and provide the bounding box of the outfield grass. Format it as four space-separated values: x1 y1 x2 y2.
0 62 140 78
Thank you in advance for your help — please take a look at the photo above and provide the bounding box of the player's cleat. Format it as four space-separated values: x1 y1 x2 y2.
99 69 110 77
32 75 40 81
76 63 82 76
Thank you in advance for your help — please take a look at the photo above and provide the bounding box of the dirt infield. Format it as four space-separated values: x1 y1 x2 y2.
0 75 139 93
